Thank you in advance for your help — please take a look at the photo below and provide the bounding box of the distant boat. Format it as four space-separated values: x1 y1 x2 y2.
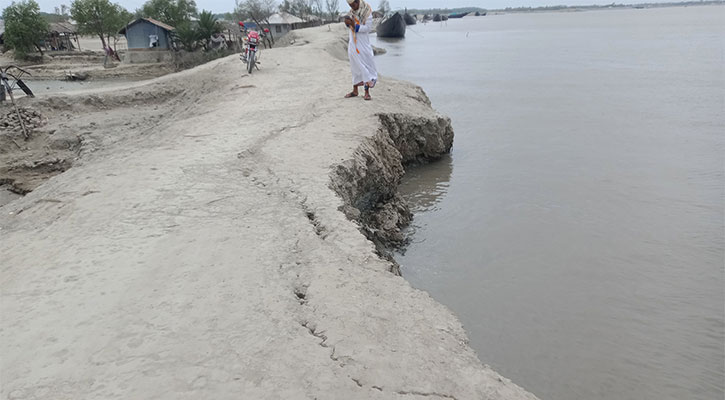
448 12 467 18
423 14 432 21
403 13 417 25
377 12 406 38
441 15 449 21
433 14 441 21
475 11 487 16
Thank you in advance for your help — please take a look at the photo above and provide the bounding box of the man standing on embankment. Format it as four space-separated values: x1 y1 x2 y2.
343 0 377 101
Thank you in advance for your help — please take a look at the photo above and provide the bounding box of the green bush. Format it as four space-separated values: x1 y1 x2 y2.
2 0 49 59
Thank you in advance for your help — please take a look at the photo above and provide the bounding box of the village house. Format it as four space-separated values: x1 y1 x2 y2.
46 22 79 51
119 18 174 63
266 12 304 37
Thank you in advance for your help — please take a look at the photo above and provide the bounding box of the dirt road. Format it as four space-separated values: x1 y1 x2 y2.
0 25 538 399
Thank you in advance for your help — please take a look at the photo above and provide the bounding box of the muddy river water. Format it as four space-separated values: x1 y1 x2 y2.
374 6 724 400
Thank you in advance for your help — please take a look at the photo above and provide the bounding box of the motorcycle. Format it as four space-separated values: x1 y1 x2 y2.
240 28 267 74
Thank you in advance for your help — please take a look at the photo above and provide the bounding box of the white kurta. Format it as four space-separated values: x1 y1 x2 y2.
348 16 378 86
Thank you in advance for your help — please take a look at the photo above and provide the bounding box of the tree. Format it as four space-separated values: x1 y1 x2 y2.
1 0 49 58
71 0 131 51
111 7 133 53
235 0 276 21
140 0 197 27
279 0 321 18
196 10 221 50
278 0 296 15
235 0 277 44
310 0 323 20
173 22 200 50
325 0 339 22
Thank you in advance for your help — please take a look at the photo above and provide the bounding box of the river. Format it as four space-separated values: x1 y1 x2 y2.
373 6 724 400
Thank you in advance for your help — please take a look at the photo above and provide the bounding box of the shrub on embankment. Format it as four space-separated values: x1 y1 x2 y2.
2 0 49 59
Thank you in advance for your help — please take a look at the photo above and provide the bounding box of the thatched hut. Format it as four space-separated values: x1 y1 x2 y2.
46 22 79 51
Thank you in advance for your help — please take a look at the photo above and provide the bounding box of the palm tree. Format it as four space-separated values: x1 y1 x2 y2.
174 22 200 50
196 10 221 50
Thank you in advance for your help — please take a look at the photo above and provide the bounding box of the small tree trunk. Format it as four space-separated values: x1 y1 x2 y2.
112 36 121 61
251 16 275 47
263 18 275 45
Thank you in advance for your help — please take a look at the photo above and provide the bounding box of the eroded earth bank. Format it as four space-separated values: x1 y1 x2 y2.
1 25 538 400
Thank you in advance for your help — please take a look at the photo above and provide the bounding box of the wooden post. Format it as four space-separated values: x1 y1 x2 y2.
7 87 29 139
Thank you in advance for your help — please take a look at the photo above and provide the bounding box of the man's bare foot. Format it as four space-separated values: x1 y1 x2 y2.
345 91 358 98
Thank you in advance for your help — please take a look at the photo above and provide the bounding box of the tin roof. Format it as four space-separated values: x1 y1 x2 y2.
267 12 304 25
119 17 175 35
144 17 175 31
49 21 77 34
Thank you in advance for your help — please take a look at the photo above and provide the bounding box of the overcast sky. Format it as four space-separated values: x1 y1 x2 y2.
2 0 685 15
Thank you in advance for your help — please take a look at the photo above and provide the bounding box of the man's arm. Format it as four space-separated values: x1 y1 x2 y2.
356 15 373 33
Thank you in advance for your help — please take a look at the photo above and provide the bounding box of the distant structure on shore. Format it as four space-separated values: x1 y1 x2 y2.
47 22 79 51
119 18 175 63
404 1 720 16
377 12 406 38
495 0 722 12
267 12 305 37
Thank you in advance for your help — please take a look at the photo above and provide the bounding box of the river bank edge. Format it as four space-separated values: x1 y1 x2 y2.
1 24 539 399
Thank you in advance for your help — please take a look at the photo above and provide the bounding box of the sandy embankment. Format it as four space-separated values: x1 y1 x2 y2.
0 36 174 81
0 24 538 399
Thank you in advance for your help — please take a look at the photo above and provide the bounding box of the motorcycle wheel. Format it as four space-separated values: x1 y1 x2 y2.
247 52 255 74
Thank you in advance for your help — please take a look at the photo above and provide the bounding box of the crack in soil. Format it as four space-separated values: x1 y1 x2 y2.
396 390 458 400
